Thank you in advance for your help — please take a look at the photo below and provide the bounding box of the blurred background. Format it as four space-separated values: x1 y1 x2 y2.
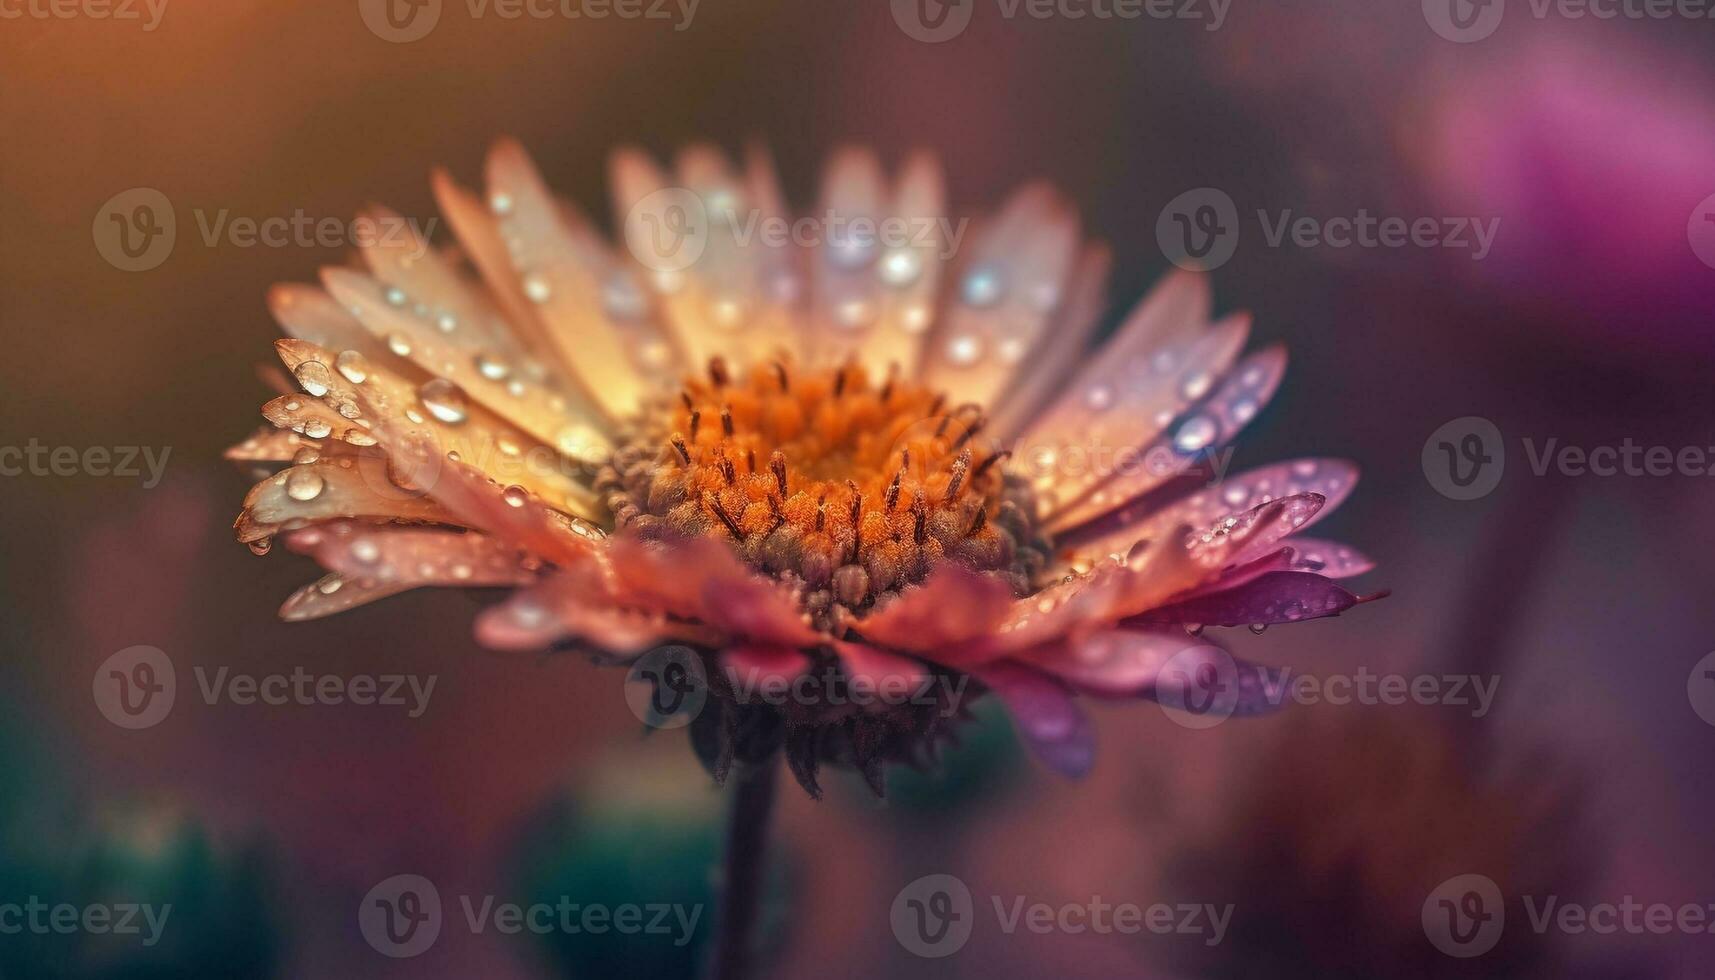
4 0 1715 976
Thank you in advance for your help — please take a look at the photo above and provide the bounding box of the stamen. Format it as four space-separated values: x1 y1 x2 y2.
747 448 757 474
879 363 898 404
815 495 827 532
718 452 736 484
669 434 691 465
772 361 790 392
912 502 928 544
952 416 987 451
770 451 789 497
944 449 971 504
706 492 745 539
708 357 729 387
833 366 847 398
847 480 862 525
721 404 734 437
689 410 701 440
968 506 988 536
973 450 1011 480
680 390 694 412
885 470 902 511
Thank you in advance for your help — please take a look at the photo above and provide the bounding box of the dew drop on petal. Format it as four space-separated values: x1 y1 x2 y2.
350 537 381 564
474 352 511 381
285 468 325 501
522 274 552 304
961 265 1005 307
900 303 931 333
502 485 529 508
302 419 333 439
1248 622 1269 635
418 378 470 425
342 429 378 447
489 191 514 216
878 249 922 287
1084 384 1114 411
293 360 333 397
334 350 370 384
383 287 408 308
1180 370 1213 401
1232 398 1258 424
386 333 413 357
436 312 458 333
318 574 344 595
247 537 273 556
945 334 983 367
292 446 320 465
1173 415 1219 454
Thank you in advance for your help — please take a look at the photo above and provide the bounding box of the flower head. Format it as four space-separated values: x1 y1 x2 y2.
228 139 1381 794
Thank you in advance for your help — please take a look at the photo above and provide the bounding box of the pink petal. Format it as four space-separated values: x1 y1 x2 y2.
1128 571 1379 629
718 645 813 703
1283 538 1376 579
607 536 823 649
974 661 1095 778
1019 627 1208 698
475 566 718 653
833 641 931 708
850 563 1016 657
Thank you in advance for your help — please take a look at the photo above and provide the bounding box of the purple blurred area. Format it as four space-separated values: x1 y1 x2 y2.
3 1 1715 976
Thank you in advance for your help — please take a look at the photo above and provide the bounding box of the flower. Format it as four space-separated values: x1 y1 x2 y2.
227 139 1380 794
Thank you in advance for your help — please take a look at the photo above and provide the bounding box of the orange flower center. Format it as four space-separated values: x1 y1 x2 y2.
598 359 1049 631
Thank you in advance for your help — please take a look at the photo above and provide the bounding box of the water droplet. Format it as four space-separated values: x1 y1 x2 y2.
502 485 529 508
878 249 922 287
945 334 983 367
293 360 333 397
1180 370 1213 401
436 312 458 333
302 419 333 439
1184 623 1204 637
1232 398 1258 424
1222 484 1249 507
603 276 647 321
1173 415 1219 454
334 350 370 384
1248 622 1269 635
1085 384 1114 411
285 468 325 501
522 273 552 303
836 299 875 330
350 538 381 563
247 537 273 556
474 352 511 381
386 333 413 357
997 337 1027 363
489 191 514 216
418 378 470 425
405 409 425 425
710 297 743 328
900 303 931 333
342 429 378 447
961 265 1004 307
450 563 474 581
292 446 320 465
317 575 344 595
383 286 408 307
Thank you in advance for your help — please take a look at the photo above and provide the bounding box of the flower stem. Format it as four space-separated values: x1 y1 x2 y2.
707 756 778 980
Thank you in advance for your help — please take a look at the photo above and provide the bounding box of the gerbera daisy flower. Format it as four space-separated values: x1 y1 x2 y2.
226 139 1380 794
